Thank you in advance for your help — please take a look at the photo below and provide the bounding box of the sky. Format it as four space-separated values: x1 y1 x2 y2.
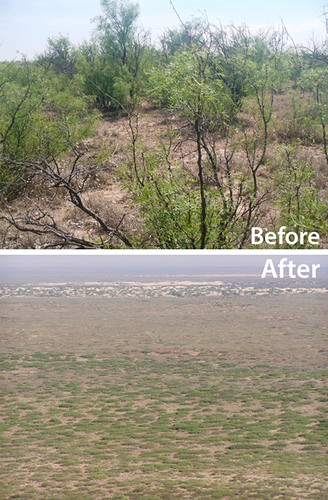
0 253 262 275
0 0 327 61
0 252 328 284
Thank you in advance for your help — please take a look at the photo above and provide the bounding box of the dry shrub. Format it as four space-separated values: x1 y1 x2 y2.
271 92 322 145
69 192 142 240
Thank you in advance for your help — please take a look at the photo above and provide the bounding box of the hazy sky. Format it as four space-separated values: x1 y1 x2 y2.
0 252 261 273
0 0 326 60
0 252 328 283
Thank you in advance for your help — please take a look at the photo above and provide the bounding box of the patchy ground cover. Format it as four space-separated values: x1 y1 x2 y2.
0 293 327 498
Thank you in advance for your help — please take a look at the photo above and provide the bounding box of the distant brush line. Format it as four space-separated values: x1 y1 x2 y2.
1 283 327 299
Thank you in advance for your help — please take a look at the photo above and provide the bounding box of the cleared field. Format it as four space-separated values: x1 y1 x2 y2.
0 293 327 498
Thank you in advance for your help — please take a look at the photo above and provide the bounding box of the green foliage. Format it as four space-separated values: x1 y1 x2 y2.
160 18 211 58
0 61 41 160
274 143 328 244
0 60 99 194
149 48 235 124
299 66 328 163
133 167 205 248
97 0 140 65
88 0 152 108
74 41 112 105
37 35 77 77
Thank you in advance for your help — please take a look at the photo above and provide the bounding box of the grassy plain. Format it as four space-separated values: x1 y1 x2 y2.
0 292 327 498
